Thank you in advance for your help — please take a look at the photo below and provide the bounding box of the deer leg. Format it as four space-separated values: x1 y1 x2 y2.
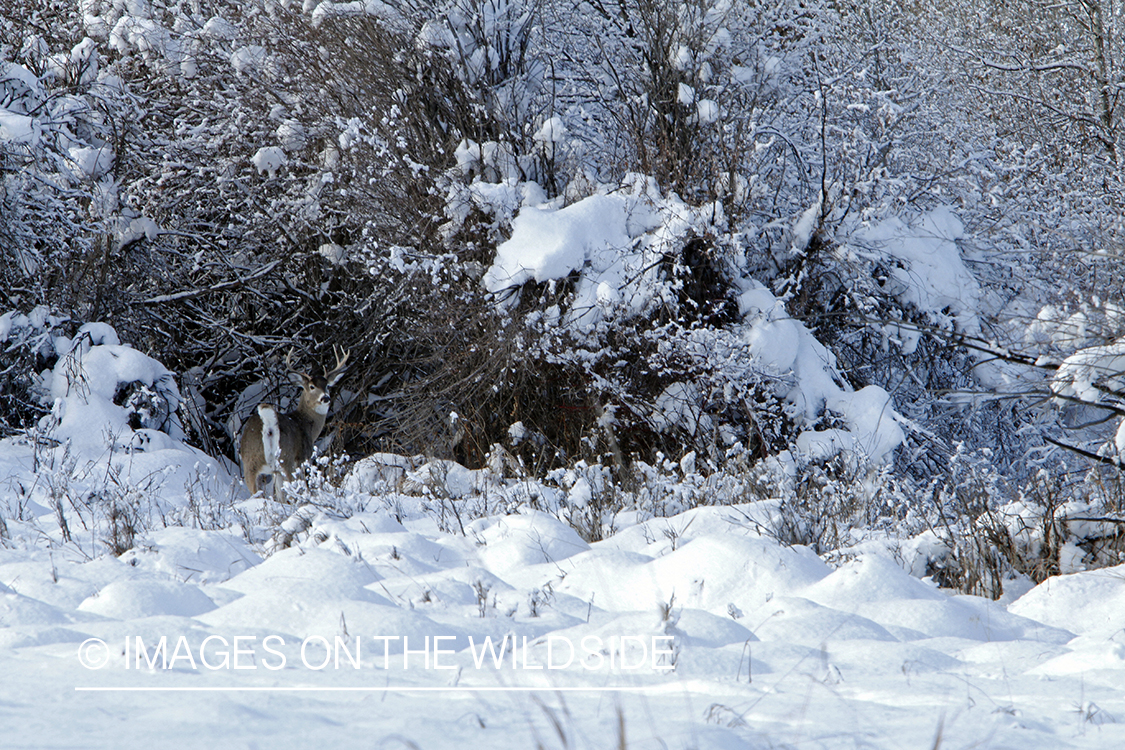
275 465 294 503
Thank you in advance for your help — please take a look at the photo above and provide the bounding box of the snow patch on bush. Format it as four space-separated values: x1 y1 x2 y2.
851 206 980 345
252 146 287 177
39 329 183 449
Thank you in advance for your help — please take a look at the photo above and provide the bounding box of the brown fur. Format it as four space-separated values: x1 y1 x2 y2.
239 350 348 499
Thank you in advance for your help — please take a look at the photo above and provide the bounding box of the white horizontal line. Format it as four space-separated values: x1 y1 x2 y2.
75 685 663 693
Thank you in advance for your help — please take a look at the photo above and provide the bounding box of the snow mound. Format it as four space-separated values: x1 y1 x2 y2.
752 596 898 645
0 590 76 628
218 547 380 597
0 625 90 650
1009 564 1125 638
551 607 753 653
119 528 262 585
199 590 444 643
558 535 830 614
77 580 216 619
671 608 756 648
472 511 591 574
802 554 945 608
803 556 1073 642
1027 641 1125 676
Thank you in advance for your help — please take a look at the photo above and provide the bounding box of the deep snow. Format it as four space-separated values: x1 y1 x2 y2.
1 498 1124 748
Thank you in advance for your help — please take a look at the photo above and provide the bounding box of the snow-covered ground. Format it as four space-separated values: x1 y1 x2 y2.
2 491 1124 748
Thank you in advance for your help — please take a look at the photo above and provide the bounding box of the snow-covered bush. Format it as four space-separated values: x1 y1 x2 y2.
6 0 566 466
765 456 913 557
0 308 70 435
542 0 824 218
0 318 234 558
1 3 135 317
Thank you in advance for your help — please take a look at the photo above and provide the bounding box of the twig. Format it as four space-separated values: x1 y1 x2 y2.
1043 435 1121 469
140 260 282 304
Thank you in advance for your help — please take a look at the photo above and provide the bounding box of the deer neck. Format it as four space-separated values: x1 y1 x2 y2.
290 399 329 443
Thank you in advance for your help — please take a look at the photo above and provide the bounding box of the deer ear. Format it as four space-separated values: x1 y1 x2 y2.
288 371 307 387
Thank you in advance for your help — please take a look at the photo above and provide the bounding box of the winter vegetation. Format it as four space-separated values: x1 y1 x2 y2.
2 0 1125 746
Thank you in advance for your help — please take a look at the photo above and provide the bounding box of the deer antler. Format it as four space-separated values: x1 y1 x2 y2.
284 347 311 385
325 345 349 385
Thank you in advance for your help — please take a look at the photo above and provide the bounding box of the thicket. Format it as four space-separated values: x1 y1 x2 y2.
3 0 1125 593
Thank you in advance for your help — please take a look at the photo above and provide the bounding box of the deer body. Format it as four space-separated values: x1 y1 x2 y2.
239 349 347 499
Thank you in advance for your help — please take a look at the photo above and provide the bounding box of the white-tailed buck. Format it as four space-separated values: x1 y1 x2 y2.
239 348 349 499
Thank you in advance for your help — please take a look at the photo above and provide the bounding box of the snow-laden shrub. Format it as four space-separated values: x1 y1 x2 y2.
774 202 1042 481
545 0 821 213
1 2 153 325
457 174 909 476
762 456 914 557
36 321 186 450
1052 339 1125 460
24 0 569 467
0 317 235 558
0 308 184 446
0 307 70 436
888 445 1123 599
